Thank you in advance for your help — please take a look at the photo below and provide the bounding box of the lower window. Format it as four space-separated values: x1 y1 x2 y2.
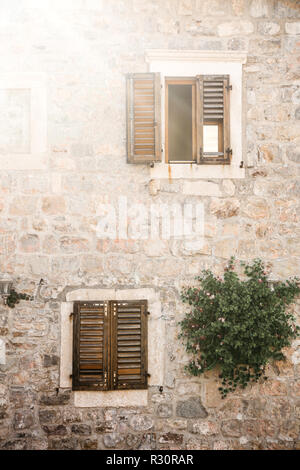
72 300 148 391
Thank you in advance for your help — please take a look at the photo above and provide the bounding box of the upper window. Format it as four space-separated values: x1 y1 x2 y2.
72 299 148 392
126 72 231 166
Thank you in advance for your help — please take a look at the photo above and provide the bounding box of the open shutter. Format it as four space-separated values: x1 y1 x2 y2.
197 74 231 164
72 301 108 391
196 75 203 165
223 75 231 162
111 300 148 390
126 73 161 164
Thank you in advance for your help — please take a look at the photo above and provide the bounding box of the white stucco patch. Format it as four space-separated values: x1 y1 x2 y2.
61 288 164 407
67 289 116 302
74 390 148 408
0 339 5 365
291 340 300 365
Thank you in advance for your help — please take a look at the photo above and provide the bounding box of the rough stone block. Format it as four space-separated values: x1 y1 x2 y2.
103 433 125 448
183 181 221 196
217 21 254 36
42 425 68 436
157 403 173 418
13 410 34 430
39 390 71 406
48 438 79 450
210 198 240 218
43 355 59 367
9 197 37 216
221 419 242 437
42 196 66 215
231 0 245 16
38 409 60 425
158 432 183 445
176 397 208 419
242 198 269 220
71 424 92 435
190 420 219 436
250 0 269 17
19 234 40 253
258 22 280 35
129 415 154 432
80 439 98 450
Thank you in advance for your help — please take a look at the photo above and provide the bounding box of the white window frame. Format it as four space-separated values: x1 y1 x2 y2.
0 73 47 170
60 288 163 407
146 50 247 179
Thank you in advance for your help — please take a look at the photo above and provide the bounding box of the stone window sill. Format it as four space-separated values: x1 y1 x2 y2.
150 163 245 180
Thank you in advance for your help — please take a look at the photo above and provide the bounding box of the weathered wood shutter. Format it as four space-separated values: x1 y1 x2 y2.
111 300 148 390
72 300 148 391
72 301 108 391
126 73 161 164
196 74 231 164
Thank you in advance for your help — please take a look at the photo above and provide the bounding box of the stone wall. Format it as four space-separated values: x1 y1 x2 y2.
0 0 299 450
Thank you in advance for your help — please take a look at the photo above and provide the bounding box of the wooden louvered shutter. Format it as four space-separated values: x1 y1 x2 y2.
126 73 161 164
111 300 148 390
72 301 108 391
197 75 231 164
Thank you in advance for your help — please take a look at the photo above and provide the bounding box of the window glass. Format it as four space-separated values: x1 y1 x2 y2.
168 84 193 162
203 124 219 153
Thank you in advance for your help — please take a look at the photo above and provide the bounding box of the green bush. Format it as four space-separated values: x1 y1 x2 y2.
179 258 300 398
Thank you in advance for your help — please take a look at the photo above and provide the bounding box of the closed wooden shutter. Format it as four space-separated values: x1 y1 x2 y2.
126 73 161 164
111 300 148 390
72 301 108 391
197 75 231 164
72 300 148 391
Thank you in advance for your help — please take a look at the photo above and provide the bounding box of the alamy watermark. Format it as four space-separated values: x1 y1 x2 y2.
96 196 204 244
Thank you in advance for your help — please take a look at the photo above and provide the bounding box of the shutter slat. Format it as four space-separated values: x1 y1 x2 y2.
127 73 161 163
203 77 224 121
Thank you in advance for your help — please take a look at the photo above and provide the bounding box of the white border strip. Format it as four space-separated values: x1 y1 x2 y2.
146 49 248 63
60 288 164 407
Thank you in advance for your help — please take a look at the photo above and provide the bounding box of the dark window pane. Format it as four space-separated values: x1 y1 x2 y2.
168 84 193 162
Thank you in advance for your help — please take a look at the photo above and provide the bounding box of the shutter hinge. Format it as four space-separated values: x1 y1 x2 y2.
69 374 73 378
69 312 74 319
226 148 232 157
145 372 151 378
226 84 232 91
147 311 150 315
240 161 244 168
